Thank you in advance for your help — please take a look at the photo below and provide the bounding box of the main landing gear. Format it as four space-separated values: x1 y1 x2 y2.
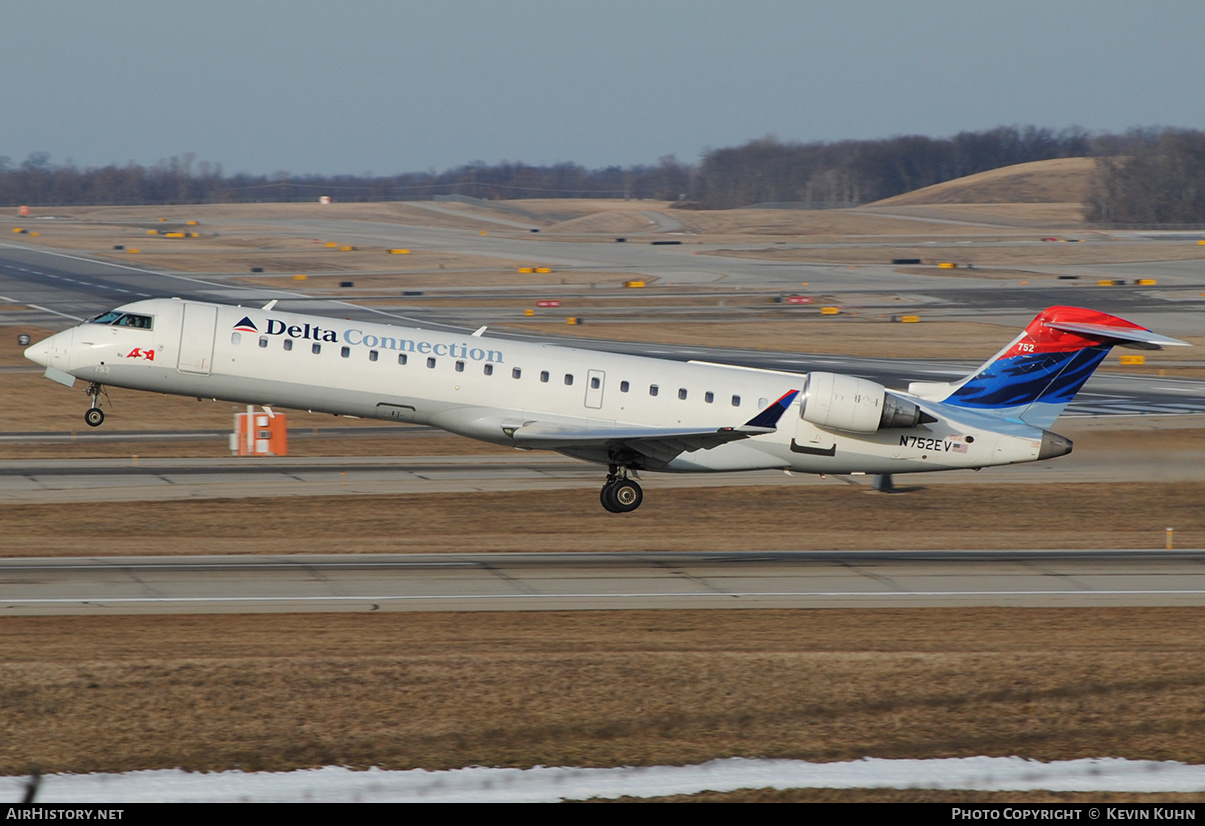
600 466 643 513
84 382 106 427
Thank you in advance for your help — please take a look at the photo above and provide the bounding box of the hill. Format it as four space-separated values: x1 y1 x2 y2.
868 157 1096 207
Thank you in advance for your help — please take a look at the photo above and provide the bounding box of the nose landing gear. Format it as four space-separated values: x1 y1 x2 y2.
84 382 107 427
600 466 643 513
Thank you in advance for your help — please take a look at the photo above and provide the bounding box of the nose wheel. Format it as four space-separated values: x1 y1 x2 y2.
84 382 107 427
600 468 643 513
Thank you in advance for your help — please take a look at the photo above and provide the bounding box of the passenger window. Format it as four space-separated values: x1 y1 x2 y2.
456 360 465 372
620 380 629 393
427 357 436 368
312 343 321 355
705 391 714 403
341 346 350 358
259 337 268 348
759 398 768 408
731 395 741 407
512 367 522 379
231 332 241 345
484 364 493 376
283 339 293 351
564 374 573 386
650 385 659 397
591 377 601 390
540 371 549 383
678 388 687 400
398 354 407 365
369 350 379 362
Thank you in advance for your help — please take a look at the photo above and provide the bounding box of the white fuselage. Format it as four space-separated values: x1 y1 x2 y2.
27 298 1056 475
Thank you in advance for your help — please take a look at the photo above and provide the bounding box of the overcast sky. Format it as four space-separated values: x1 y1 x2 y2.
3 1 1204 176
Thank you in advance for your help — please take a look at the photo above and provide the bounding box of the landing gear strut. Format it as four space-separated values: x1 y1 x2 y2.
600 466 643 513
84 382 106 427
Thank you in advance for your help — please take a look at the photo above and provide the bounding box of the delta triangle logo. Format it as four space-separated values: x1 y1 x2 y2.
233 316 258 333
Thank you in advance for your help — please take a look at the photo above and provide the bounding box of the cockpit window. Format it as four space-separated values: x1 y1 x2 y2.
116 314 153 329
88 311 153 330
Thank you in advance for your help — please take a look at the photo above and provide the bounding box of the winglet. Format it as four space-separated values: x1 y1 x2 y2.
742 389 799 430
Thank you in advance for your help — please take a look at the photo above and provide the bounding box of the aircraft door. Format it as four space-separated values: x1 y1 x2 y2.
177 303 217 374
584 369 605 409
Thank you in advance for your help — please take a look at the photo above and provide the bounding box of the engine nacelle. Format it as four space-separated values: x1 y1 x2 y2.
800 372 925 432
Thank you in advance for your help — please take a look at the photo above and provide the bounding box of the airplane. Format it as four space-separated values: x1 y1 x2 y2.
23 299 1188 512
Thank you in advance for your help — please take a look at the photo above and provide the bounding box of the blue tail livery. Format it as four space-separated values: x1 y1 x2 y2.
914 306 1188 428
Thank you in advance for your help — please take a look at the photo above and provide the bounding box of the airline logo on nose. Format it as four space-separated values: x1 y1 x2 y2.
124 348 155 361
233 316 259 333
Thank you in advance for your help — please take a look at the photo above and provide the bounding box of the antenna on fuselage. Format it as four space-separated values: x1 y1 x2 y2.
262 300 278 311
471 326 487 337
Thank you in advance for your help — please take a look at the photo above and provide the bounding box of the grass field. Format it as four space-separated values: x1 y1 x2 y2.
3 607 1204 804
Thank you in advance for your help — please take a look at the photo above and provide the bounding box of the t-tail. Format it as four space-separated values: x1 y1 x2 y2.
908 306 1189 428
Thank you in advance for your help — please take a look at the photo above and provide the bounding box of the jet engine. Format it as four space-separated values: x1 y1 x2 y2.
800 372 927 432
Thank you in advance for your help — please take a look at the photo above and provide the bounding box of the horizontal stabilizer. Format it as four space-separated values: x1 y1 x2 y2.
1045 320 1189 350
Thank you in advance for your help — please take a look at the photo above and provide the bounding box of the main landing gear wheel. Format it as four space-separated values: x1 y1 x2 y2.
84 408 105 427
600 478 643 513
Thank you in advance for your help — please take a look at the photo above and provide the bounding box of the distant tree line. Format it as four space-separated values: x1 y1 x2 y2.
4 126 1205 224
1086 129 1205 226
0 151 693 208
692 126 1091 208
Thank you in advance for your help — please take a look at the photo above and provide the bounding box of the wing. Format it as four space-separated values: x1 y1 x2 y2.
509 389 799 465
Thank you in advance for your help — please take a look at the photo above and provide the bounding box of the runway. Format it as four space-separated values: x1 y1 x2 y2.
5 550 1205 616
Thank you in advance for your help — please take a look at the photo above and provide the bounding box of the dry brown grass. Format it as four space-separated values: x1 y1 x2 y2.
871 158 1097 206
2 608 1204 777
863 202 1089 226
15 201 519 229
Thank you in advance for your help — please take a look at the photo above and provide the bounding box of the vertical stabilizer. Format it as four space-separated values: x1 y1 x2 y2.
929 306 1185 428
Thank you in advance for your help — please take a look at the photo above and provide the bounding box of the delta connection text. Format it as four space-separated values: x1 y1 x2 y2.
256 318 504 363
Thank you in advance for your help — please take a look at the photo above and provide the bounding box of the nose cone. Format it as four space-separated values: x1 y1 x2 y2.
23 335 55 368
